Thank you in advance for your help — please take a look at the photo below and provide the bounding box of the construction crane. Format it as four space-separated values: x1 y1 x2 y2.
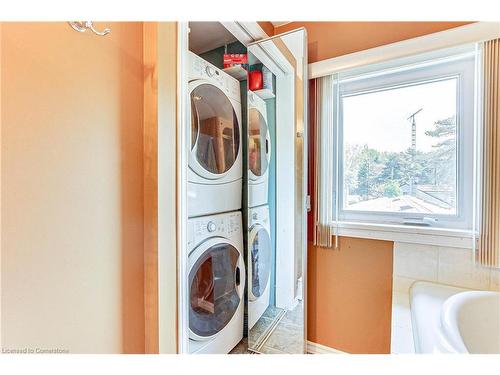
406 108 423 196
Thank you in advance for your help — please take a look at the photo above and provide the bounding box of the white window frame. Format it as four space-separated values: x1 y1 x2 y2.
332 47 477 233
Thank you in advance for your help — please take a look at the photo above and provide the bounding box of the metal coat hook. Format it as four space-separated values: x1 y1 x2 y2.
68 21 110 36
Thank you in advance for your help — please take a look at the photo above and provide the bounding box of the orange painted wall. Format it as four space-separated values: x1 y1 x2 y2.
308 239 394 353
274 22 472 63
258 21 275 37
1 22 145 353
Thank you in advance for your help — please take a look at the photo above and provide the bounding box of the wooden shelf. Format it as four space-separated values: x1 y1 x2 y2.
223 66 248 81
252 88 275 100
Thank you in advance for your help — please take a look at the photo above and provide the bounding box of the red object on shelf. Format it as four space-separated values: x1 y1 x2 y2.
223 54 248 69
248 70 263 91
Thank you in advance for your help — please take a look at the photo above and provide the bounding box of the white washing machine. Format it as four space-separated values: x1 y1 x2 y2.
187 211 245 354
247 205 272 330
248 91 271 208
188 51 242 217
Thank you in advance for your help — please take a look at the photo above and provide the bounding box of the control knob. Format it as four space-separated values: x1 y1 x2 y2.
205 66 215 77
207 221 216 232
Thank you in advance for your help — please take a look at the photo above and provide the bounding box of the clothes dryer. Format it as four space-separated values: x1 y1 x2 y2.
248 91 271 208
188 52 242 217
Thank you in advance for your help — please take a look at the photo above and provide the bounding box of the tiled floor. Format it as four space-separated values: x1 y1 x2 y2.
231 305 286 354
259 302 305 354
248 305 285 349
229 338 252 354
391 291 415 354
231 302 305 354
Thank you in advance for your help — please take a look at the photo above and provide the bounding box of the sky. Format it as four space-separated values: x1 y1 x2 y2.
342 78 457 153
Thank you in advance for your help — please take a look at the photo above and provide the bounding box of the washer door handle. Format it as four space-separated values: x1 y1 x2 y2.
266 130 271 161
235 266 241 287
235 257 245 298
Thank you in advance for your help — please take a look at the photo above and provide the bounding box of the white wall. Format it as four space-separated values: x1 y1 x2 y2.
393 242 500 294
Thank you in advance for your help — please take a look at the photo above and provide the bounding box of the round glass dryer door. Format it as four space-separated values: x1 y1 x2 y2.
249 226 272 300
248 107 270 179
190 83 240 177
189 242 241 339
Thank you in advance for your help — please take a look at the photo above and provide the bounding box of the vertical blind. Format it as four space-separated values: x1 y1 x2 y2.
313 74 337 248
478 38 500 268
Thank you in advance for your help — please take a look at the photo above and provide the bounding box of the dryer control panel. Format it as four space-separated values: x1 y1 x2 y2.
188 51 240 102
188 211 242 250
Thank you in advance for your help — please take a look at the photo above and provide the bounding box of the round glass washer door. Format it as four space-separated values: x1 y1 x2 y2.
248 225 272 301
248 107 270 180
189 240 243 340
190 81 240 179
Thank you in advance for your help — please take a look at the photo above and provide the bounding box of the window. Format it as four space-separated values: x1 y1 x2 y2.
334 47 477 230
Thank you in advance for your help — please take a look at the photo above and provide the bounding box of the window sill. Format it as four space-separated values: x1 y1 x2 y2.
332 221 474 249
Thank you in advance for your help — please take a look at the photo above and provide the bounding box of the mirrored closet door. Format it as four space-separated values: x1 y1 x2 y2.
245 28 308 354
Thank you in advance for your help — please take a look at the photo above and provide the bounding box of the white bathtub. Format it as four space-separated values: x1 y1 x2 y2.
410 281 500 354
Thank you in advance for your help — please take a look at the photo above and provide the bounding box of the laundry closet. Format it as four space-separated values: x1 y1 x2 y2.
181 22 307 354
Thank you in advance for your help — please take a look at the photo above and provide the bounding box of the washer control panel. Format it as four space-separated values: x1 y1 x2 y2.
188 211 242 249
207 221 217 232
248 206 269 227
189 51 240 101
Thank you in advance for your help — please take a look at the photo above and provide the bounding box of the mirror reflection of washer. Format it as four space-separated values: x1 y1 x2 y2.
248 92 271 208
188 51 242 218
188 211 245 354
247 205 272 330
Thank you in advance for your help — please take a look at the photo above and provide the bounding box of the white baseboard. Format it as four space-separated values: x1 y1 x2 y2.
307 341 348 354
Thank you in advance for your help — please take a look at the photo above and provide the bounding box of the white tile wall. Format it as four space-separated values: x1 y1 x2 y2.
393 243 438 281
393 242 493 291
392 292 412 329
490 268 500 291
438 246 490 290
392 275 417 294
391 291 415 354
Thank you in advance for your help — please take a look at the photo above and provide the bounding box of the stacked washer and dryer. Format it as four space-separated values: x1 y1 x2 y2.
187 51 245 354
247 92 273 330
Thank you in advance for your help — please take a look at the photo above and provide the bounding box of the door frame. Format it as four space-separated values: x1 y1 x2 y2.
143 22 179 355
